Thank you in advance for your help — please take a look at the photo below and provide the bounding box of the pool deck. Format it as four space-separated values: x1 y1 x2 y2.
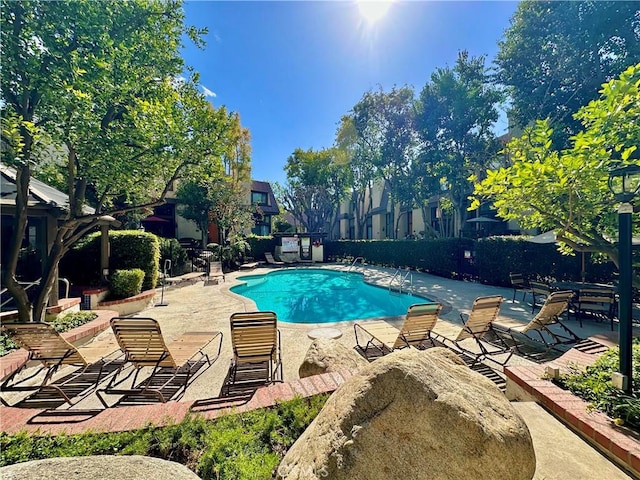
1 263 638 478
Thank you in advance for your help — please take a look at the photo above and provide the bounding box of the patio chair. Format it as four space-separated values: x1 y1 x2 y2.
529 280 551 313
0 322 123 406
432 295 513 366
207 259 225 283
509 273 529 302
265 252 285 267
227 311 283 388
96 317 222 407
354 303 442 357
573 287 616 331
493 290 580 353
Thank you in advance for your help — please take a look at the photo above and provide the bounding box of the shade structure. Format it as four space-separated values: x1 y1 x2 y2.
141 215 170 223
527 230 557 244
466 216 501 223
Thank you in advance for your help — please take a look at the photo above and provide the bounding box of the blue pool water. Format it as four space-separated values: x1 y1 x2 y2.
230 268 431 324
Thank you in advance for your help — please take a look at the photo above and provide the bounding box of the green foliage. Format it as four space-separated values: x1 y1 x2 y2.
158 237 189 276
415 51 503 234
109 269 145 299
1 0 240 322
473 64 640 286
281 147 349 234
474 237 614 287
0 395 329 480
0 311 98 357
61 231 159 290
495 0 640 146
325 237 615 286
51 311 98 333
246 235 277 263
324 239 471 278
273 217 295 234
557 339 640 431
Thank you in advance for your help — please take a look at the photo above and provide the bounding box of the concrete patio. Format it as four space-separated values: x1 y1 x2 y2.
1 263 638 479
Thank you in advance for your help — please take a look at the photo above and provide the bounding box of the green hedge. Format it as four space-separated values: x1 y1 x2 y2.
60 230 160 290
324 237 617 286
158 237 188 276
110 268 145 298
246 235 277 262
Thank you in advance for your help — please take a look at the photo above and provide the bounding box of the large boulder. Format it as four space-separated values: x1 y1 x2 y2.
0 455 201 480
279 347 536 480
299 338 368 378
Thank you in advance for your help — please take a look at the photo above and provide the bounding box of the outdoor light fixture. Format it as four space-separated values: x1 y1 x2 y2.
608 162 640 395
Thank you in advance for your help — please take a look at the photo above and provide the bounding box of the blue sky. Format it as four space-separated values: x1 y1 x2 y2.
182 1 519 185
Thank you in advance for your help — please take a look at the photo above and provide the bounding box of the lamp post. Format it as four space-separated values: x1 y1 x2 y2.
608 164 640 395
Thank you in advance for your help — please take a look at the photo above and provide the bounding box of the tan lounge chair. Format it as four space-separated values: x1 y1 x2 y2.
207 259 225 283
227 311 283 388
493 290 580 353
97 317 222 406
0 321 122 406
265 252 285 267
354 303 442 357
432 295 512 366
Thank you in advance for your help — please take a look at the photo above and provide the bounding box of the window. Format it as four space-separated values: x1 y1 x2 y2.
407 211 413 238
385 212 394 239
252 214 271 235
251 191 268 205
348 217 355 240
366 216 373 239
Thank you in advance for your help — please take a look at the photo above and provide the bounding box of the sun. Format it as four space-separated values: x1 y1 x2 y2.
357 0 394 25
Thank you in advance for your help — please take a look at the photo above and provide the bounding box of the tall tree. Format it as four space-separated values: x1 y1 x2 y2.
351 85 418 238
282 148 349 234
1 0 233 321
473 63 640 286
416 51 502 236
495 0 640 147
335 115 377 239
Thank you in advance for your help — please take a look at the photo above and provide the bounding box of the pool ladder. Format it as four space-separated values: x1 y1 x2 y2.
389 268 413 295
346 257 366 273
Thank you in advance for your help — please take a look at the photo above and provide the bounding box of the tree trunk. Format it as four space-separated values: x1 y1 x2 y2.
4 163 34 322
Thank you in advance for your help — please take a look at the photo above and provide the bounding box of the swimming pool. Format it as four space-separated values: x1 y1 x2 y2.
230 268 431 324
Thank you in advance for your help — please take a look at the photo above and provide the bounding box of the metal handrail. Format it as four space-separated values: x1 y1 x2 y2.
347 257 365 272
1 277 70 309
389 267 413 295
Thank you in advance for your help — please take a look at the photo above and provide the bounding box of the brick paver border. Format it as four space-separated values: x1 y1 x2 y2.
505 346 640 478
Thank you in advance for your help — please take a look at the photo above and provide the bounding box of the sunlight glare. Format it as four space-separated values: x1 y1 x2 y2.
357 1 394 25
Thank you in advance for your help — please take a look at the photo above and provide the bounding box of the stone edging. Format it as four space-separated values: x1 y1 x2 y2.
505 351 640 477
0 369 357 436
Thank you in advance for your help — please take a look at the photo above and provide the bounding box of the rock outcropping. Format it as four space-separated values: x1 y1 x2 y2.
0 455 201 480
299 338 368 378
279 347 536 480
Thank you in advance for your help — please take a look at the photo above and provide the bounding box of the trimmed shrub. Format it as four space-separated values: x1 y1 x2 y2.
325 236 617 286
246 235 277 261
61 230 160 289
158 237 188 276
324 239 472 279
110 268 145 298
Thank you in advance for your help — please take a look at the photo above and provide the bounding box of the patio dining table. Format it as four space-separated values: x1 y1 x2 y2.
550 281 616 294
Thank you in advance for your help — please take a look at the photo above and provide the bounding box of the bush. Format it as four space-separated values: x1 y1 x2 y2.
246 235 276 262
324 236 618 286
557 338 640 432
110 269 145 299
158 237 189 276
61 230 160 290
0 394 329 478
